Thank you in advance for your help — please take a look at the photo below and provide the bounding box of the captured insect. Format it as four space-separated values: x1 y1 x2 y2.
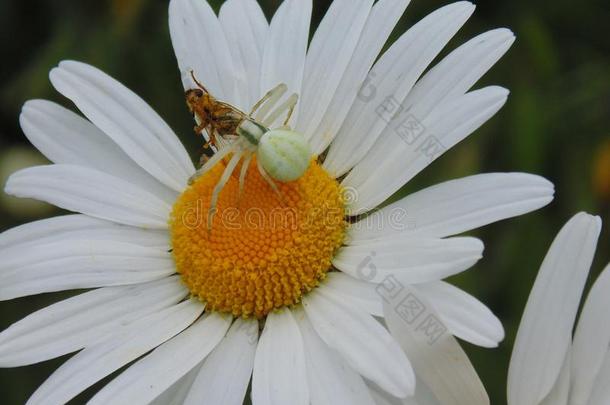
185 71 311 229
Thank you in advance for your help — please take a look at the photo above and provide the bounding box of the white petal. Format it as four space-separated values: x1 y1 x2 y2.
348 173 554 241
368 385 409 405
333 236 484 284
507 213 601 405
310 0 411 156
400 28 514 119
26 299 203 405
569 263 610 404
368 386 402 405
0 277 186 366
49 60 194 191
88 312 232 405
334 29 514 196
303 289 415 398
295 310 376 405
330 21 514 184
353 28 515 183
324 272 383 316
414 282 504 348
0 214 169 251
324 1 475 177
259 0 311 124
20 100 177 204
587 351 610 405
368 379 440 405
345 86 509 214
169 0 240 103
219 0 268 108
252 309 309 405
0 235 175 300
149 364 201 405
383 286 489 405
296 0 374 147
5 164 171 229
539 350 571 405
184 318 258 405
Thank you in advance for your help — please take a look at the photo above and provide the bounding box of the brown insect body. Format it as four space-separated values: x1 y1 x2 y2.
185 88 250 147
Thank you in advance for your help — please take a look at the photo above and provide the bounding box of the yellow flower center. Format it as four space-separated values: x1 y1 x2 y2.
170 158 346 318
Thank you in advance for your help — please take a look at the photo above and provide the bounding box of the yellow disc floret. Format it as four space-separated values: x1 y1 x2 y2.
170 158 346 318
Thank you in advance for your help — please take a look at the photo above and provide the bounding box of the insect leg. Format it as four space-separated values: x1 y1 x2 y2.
192 114 218 152
208 151 243 231
262 93 299 128
251 83 287 121
194 122 207 134
203 123 221 149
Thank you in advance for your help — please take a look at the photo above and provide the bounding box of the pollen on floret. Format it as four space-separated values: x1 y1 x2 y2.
170 157 346 319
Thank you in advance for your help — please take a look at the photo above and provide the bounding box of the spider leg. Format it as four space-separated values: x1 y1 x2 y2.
238 153 253 203
252 84 287 123
208 151 243 231
250 83 287 116
189 142 237 184
262 93 299 128
282 94 299 127
256 157 284 205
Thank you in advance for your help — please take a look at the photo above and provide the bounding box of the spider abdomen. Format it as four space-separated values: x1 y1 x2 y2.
257 129 311 182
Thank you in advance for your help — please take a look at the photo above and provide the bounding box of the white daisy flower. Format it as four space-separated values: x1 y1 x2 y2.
0 0 554 404
507 213 609 405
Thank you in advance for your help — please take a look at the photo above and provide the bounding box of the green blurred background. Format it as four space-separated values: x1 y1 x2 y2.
0 0 608 403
